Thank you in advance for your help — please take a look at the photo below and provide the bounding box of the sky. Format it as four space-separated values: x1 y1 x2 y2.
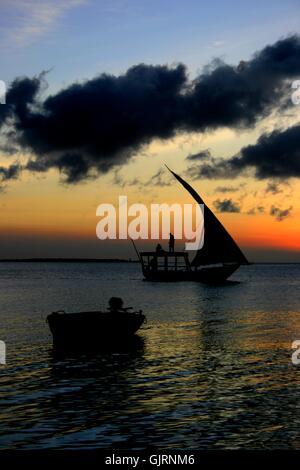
0 0 300 261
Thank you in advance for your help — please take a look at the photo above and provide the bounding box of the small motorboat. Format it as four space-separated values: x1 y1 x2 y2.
47 297 146 350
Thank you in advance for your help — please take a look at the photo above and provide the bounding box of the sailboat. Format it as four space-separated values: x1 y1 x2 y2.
138 167 249 283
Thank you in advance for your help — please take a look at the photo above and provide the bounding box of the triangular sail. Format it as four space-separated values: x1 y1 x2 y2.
167 167 249 266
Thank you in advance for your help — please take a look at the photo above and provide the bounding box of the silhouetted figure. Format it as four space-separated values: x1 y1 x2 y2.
155 243 164 254
169 233 175 252
150 257 157 271
108 297 132 313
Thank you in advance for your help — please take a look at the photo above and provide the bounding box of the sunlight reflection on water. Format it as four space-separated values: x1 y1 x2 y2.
0 262 300 449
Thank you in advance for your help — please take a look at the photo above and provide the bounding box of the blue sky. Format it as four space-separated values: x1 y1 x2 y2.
1 0 299 92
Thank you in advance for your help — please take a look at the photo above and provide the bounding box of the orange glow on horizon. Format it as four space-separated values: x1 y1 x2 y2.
1 147 300 259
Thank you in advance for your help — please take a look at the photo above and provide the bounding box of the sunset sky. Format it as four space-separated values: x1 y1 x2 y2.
0 0 300 261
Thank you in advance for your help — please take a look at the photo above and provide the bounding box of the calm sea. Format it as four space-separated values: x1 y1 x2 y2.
0 262 300 449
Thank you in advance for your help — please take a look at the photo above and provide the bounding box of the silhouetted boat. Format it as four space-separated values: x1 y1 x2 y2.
139 168 249 283
47 298 146 350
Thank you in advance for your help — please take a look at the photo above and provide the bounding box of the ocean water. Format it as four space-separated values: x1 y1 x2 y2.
0 262 300 450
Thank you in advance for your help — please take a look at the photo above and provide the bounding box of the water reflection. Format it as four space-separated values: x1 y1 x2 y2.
1 263 300 449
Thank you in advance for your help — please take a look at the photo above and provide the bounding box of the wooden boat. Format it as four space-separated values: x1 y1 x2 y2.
139 168 249 283
47 298 146 350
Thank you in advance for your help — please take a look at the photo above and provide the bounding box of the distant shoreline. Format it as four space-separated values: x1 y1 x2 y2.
0 259 299 264
0 258 139 263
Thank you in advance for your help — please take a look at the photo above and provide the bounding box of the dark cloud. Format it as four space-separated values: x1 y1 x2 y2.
213 198 241 213
270 205 292 221
265 181 283 194
247 206 265 215
231 124 300 179
185 35 300 132
148 168 172 187
112 171 139 188
2 64 187 183
0 163 21 182
0 75 42 127
214 185 241 193
1 36 300 183
189 123 300 180
113 167 171 188
186 149 211 161
185 157 238 180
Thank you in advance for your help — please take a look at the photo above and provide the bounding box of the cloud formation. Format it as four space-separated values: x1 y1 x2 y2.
265 181 283 194
0 163 21 182
0 162 21 191
213 198 241 213
1 35 300 183
188 123 300 180
113 167 172 189
270 205 292 221
214 185 241 193
185 149 211 161
247 206 265 215
1 0 87 46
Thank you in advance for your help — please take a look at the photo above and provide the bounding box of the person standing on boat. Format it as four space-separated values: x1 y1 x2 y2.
156 243 164 254
169 233 175 252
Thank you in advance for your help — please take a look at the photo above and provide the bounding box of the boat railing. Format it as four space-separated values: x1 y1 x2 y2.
140 251 191 272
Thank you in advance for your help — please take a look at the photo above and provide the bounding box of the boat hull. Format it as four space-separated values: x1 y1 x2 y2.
47 311 145 350
142 263 240 283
